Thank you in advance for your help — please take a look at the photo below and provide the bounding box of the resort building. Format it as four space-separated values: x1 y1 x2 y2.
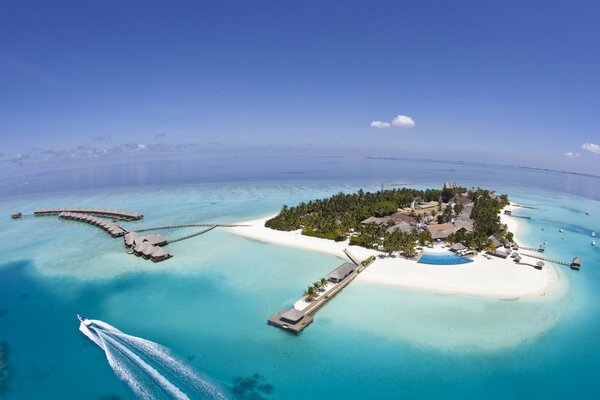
444 182 459 190
386 222 414 234
450 243 467 252
280 308 305 324
360 216 390 226
390 212 417 225
425 223 456 240
327 262 357 283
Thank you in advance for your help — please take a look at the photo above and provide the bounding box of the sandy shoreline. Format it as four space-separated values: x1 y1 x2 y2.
227 205 568 300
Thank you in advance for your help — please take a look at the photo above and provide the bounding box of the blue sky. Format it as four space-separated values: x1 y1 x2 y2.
1 0 599 174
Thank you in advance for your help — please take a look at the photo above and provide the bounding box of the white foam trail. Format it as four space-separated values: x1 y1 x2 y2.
111 331 226 398
81 319 227 399
97 330 190 399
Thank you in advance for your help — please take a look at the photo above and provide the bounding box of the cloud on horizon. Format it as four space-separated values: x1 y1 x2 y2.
392 115 416 128
370 121 391 129
565 151 580 158
371 114 415 129
582 143 600 154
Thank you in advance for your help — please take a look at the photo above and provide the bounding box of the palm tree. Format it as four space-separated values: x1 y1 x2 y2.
320 277 328 288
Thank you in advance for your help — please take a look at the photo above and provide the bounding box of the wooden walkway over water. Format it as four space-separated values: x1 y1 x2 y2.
35 208 143 221
135 223 248 233
521 251 577 268
31 207 247 262
268 253 376 334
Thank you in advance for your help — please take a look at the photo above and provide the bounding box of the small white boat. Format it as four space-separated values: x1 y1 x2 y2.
592 232 596 237
585 211 590 215
559 229 564 233
77 314 93 327
592 240 596 247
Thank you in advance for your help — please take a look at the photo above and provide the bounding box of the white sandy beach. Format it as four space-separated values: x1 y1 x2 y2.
228 205 567 300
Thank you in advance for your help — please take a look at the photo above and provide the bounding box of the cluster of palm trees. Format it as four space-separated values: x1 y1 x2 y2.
303 277 329 302
265 187 457 235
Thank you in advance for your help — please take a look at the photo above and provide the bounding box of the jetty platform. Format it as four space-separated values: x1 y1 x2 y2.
35 208 143 221
522 251 582 270
268 254 376 334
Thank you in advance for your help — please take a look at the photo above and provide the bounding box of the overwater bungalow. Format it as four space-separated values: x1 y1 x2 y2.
571 256 581 270
150 247 172 262
140 244 158 259
141 234 168 247
535 261 545 270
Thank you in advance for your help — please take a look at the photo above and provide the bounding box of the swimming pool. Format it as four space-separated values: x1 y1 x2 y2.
417 251 473 265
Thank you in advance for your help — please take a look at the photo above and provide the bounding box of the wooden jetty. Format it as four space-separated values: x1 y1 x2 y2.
167 225 217 243
268 252 374 334
521 251 581 270
35 208 143 221
135 223 248 232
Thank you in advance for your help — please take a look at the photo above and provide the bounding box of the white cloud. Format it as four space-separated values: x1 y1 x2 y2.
392 115 416 128
370 121 391 129
582 143 600 154
565 152 574 158
371 114 416 130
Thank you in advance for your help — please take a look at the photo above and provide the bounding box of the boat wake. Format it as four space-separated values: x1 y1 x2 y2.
79 319 227 400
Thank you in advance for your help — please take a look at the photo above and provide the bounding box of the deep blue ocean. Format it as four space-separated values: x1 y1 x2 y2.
0 156 599 399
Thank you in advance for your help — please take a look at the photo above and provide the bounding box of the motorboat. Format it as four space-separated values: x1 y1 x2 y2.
593 240 597 247
559 229 564 233
592 232 596 237
77 314 93 327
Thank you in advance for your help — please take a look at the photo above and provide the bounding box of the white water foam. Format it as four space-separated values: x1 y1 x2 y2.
80 319 227 400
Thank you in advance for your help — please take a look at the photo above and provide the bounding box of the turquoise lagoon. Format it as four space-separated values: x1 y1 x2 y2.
1 160 600 399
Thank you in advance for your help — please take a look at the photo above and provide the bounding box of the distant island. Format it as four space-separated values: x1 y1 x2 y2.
265 183 512 256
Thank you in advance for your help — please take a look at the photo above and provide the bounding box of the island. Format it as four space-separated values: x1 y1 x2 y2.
229 183 568 306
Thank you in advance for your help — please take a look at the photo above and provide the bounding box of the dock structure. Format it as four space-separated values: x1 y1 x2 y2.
33 207 244 263
58 212 126 237
268 252 374 334
34 208 143 221
521 251 581 269
133 223 249 233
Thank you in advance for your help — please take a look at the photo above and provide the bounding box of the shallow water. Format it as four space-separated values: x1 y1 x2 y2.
0 159 599 399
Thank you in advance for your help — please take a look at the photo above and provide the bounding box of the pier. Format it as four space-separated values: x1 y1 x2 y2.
31 207 247 262
268 253 376 334
521 251 581 270
35 208 143 221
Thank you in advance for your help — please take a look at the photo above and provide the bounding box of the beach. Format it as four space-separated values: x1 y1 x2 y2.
228 205 568 300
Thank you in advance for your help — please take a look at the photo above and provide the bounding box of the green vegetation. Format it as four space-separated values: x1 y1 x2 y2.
446 190 511 250
303 277 329 301
266 185 511 253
